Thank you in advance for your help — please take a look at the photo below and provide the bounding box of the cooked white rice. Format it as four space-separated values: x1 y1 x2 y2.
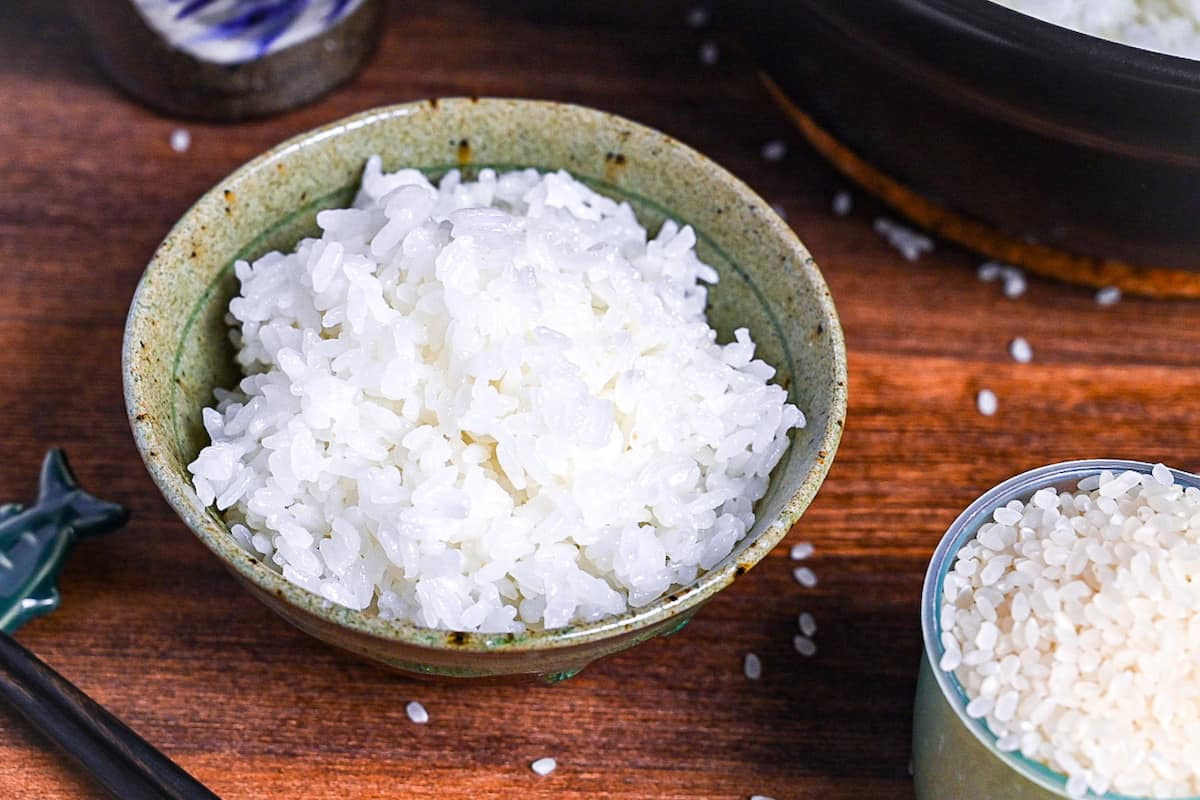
942 467 1200 797
188 159 802 633
993 0 1200 59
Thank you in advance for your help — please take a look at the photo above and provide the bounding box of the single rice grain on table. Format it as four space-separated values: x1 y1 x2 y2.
169 128 191 153
743 652 762 680
793 566 818 588
793 634 817 657
1096 285 1122 306
685 6 709 27
790 541 814 560
1008 336 1032 364
977 261 1005 282
976 389 998 416
831 190 852 217
1002 269 1026 299
405 701 428 724
188 160 803 634
531 757 557 776
761 140 787 162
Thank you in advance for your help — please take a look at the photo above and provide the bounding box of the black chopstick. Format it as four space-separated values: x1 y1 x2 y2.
0 631 222 800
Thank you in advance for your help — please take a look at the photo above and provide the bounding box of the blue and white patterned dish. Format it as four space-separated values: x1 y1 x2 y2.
131 0 366 64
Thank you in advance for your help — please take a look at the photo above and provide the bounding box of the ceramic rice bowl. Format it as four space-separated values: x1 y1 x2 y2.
122 98 847 681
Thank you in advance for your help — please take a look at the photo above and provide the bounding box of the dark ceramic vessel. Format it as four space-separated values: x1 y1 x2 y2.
73 0 384 121
743 0 1200 294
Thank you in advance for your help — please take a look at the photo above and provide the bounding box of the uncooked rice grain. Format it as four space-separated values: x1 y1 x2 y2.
189 160 803 634
405 700 428 724
976 389 998 417
977 261 1026 298
793 566 818 588
1008 337 1032 364
531 757 557 776
790 541 814 560
761 140 787 162
831 191 852 217
1096 285 1122 306
873 217 934 261
170 128 191 153
1002 269 1026 299
744 651 762 680
977 262 1005 282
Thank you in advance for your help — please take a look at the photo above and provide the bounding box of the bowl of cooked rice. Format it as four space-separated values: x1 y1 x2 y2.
122 98 846 681
743 0 1200 297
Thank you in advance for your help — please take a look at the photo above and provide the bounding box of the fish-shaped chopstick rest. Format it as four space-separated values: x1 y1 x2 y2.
0 449 128 634
0 451 222 798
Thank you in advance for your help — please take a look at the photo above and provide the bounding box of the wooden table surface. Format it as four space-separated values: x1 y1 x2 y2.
2 2 1198 798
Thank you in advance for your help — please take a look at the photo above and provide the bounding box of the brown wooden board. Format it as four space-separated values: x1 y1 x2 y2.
1 2 1197 798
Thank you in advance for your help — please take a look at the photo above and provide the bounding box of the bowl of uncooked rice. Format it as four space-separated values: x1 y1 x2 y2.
123 99 846 681
916 460 1200 799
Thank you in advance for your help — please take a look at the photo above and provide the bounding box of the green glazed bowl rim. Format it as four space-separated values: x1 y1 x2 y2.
921 458 1200 800
123 98 848 655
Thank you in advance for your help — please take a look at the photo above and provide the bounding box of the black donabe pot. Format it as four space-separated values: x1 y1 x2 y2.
742 0 1200 286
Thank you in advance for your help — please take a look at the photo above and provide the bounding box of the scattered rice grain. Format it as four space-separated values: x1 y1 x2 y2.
744 652 762 680
790 541 814 560
977 262 1005 282
832 190 852 216
976 389 998 417
531 757 557 776
1096 286 1122 306
793 634 817 656
170 128 191 153
761 140 787 162
405 701 429 724
1002 269 1026 299
873 217 934 261
793 566 818 588
1008 337 1032 364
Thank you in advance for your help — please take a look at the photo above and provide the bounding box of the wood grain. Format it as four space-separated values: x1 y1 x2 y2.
1 1 1198 798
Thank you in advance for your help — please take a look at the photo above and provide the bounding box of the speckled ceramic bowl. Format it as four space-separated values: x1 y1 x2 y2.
122 98 847 681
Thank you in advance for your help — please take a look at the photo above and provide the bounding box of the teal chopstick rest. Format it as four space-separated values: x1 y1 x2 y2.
0 450 128 634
